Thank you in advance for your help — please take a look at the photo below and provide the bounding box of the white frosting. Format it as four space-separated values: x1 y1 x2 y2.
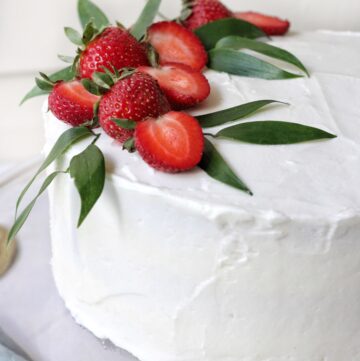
45 31 360 361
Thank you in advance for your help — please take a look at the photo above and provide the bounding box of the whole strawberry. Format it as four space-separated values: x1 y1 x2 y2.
98 71 170 143
48 80 100 126
182 0 232 31
79 26 149 79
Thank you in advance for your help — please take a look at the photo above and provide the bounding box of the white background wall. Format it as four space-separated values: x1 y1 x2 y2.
1 0 359 161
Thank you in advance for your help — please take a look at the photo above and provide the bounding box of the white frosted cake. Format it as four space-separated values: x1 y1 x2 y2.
44 31 360 361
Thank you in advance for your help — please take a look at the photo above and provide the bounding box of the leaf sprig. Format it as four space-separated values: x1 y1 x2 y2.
13 0 336 244
8 127 106 243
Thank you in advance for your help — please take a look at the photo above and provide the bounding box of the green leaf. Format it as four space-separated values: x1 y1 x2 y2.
8 171 64 243
146 44 160 67
77 0 109 30
82 21 98 44
216 121 337 145
15 127 93 219
21 66 75 105
64 27 84 46
35 77 54 91
198 138 252 195
69 144 105 227
208 48 302 80
197 100 287 128
123 137 136 153
194 18 266 51
216 36 309 76
58 54 75 63
81 78 103 95
112 118 137 129
130 0 162 40
92 71 114 89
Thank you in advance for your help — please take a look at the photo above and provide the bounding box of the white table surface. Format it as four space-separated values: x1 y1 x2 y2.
0 162 138 361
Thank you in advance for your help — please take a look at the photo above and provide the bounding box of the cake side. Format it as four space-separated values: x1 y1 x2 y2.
47 150 360 361
45 31 360 361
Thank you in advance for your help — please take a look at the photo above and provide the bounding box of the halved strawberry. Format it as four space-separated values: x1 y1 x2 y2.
182 0 232 31
48 80 100 126
137 63 210 110
98 71 170 143
79 26 149 79
234 11 290 36
135 111 204 172
147 21 208 71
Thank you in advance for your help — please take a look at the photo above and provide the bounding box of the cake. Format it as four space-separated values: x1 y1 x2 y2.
8 0 360 359
43 31 360 361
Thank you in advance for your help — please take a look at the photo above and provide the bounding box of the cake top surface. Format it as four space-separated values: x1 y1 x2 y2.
45 31 360 219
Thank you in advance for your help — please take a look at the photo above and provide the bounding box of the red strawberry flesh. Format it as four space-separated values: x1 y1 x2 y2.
147 21 208 71
135 111 204 172
48 80 100 127
138 63 210 110
234 11 290 36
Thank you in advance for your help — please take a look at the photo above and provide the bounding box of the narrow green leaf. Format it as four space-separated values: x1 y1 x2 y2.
70 144 105 227
130 0 162 40
216 36 309 76
208 48 302 80
21 66 75 105
216 121 337 145
64 27 84 46
197 100 287 128
72 54 80 73
15 127 93 218
91 100 100 128
92 71 114 89
82 21 98 44
194 18 266 51
58 54 75 63
8 171 64 243
39 72 52 82
123 137 136 153
198 138 252 195
77 0 109 30
146 44 160 67
81 78 103 95
35 77 54 92
112 118 137 129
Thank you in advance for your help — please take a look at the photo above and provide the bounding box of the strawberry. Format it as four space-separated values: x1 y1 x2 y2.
234 11 290 36
147 21 208 72
138 63 210 110
79 26 149 79
48 80 100 126
98 72 170 143
182 0 232 31
135 111 204 172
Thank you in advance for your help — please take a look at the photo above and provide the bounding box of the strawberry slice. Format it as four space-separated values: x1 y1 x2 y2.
234 11 290 36
147 21 208 71
137 63 210 110
48 80 100 126
135 111 204 172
